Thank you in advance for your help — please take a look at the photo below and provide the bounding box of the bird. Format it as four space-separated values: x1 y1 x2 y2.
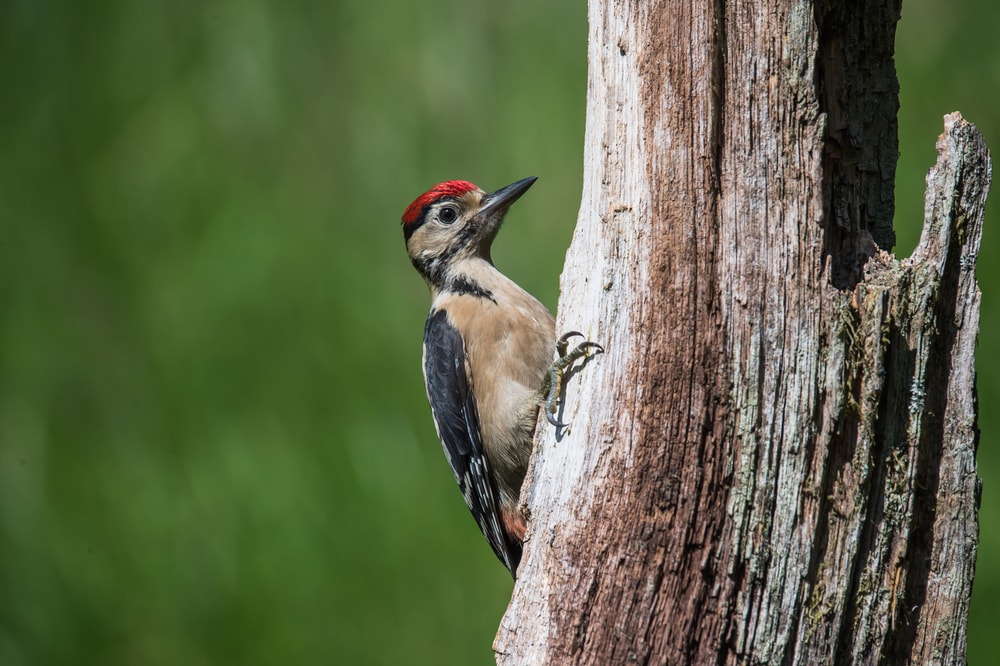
401 176 601 576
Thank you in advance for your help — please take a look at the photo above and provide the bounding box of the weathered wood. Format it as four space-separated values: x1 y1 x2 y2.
494 0 987 662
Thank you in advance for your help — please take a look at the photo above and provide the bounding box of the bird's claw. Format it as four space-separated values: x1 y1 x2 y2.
545 409 568 429
543 335 605 429
556 331 584 357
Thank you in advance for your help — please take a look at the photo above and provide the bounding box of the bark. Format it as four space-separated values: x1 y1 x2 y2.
494 1 988 664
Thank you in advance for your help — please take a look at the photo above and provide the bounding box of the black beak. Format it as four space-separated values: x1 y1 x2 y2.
478 176 537 218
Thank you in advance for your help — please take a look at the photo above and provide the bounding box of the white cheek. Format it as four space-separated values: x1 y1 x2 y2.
420 229 458 256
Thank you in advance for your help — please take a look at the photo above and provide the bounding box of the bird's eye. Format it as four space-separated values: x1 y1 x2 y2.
439 206 458 224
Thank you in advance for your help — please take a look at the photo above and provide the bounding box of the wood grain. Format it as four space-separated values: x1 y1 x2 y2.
494 0 987 662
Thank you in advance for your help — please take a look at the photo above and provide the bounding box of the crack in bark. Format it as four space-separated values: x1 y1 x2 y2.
814 0 902 288
710 0 727 198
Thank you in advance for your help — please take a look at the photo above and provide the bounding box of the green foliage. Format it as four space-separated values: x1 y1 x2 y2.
0 0 995 663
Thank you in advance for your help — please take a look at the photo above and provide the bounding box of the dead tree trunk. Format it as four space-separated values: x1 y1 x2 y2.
495 1 988 664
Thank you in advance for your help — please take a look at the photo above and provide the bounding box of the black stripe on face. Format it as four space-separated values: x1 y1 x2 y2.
410 254 444 286
408 215 485 289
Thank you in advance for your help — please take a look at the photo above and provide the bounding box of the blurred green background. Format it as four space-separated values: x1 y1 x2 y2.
0 0 994 663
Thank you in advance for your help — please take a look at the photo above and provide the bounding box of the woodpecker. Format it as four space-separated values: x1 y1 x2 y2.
401 176 601 576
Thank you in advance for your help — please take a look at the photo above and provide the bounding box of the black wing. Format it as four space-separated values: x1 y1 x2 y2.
422 309 521 575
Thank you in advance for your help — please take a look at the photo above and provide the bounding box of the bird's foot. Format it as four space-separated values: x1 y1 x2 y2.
542 332 604 427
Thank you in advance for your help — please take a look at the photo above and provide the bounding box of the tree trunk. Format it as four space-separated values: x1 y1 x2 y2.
494 1 988 664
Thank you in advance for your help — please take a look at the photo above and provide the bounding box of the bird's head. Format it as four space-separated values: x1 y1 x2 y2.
401 176 537 283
